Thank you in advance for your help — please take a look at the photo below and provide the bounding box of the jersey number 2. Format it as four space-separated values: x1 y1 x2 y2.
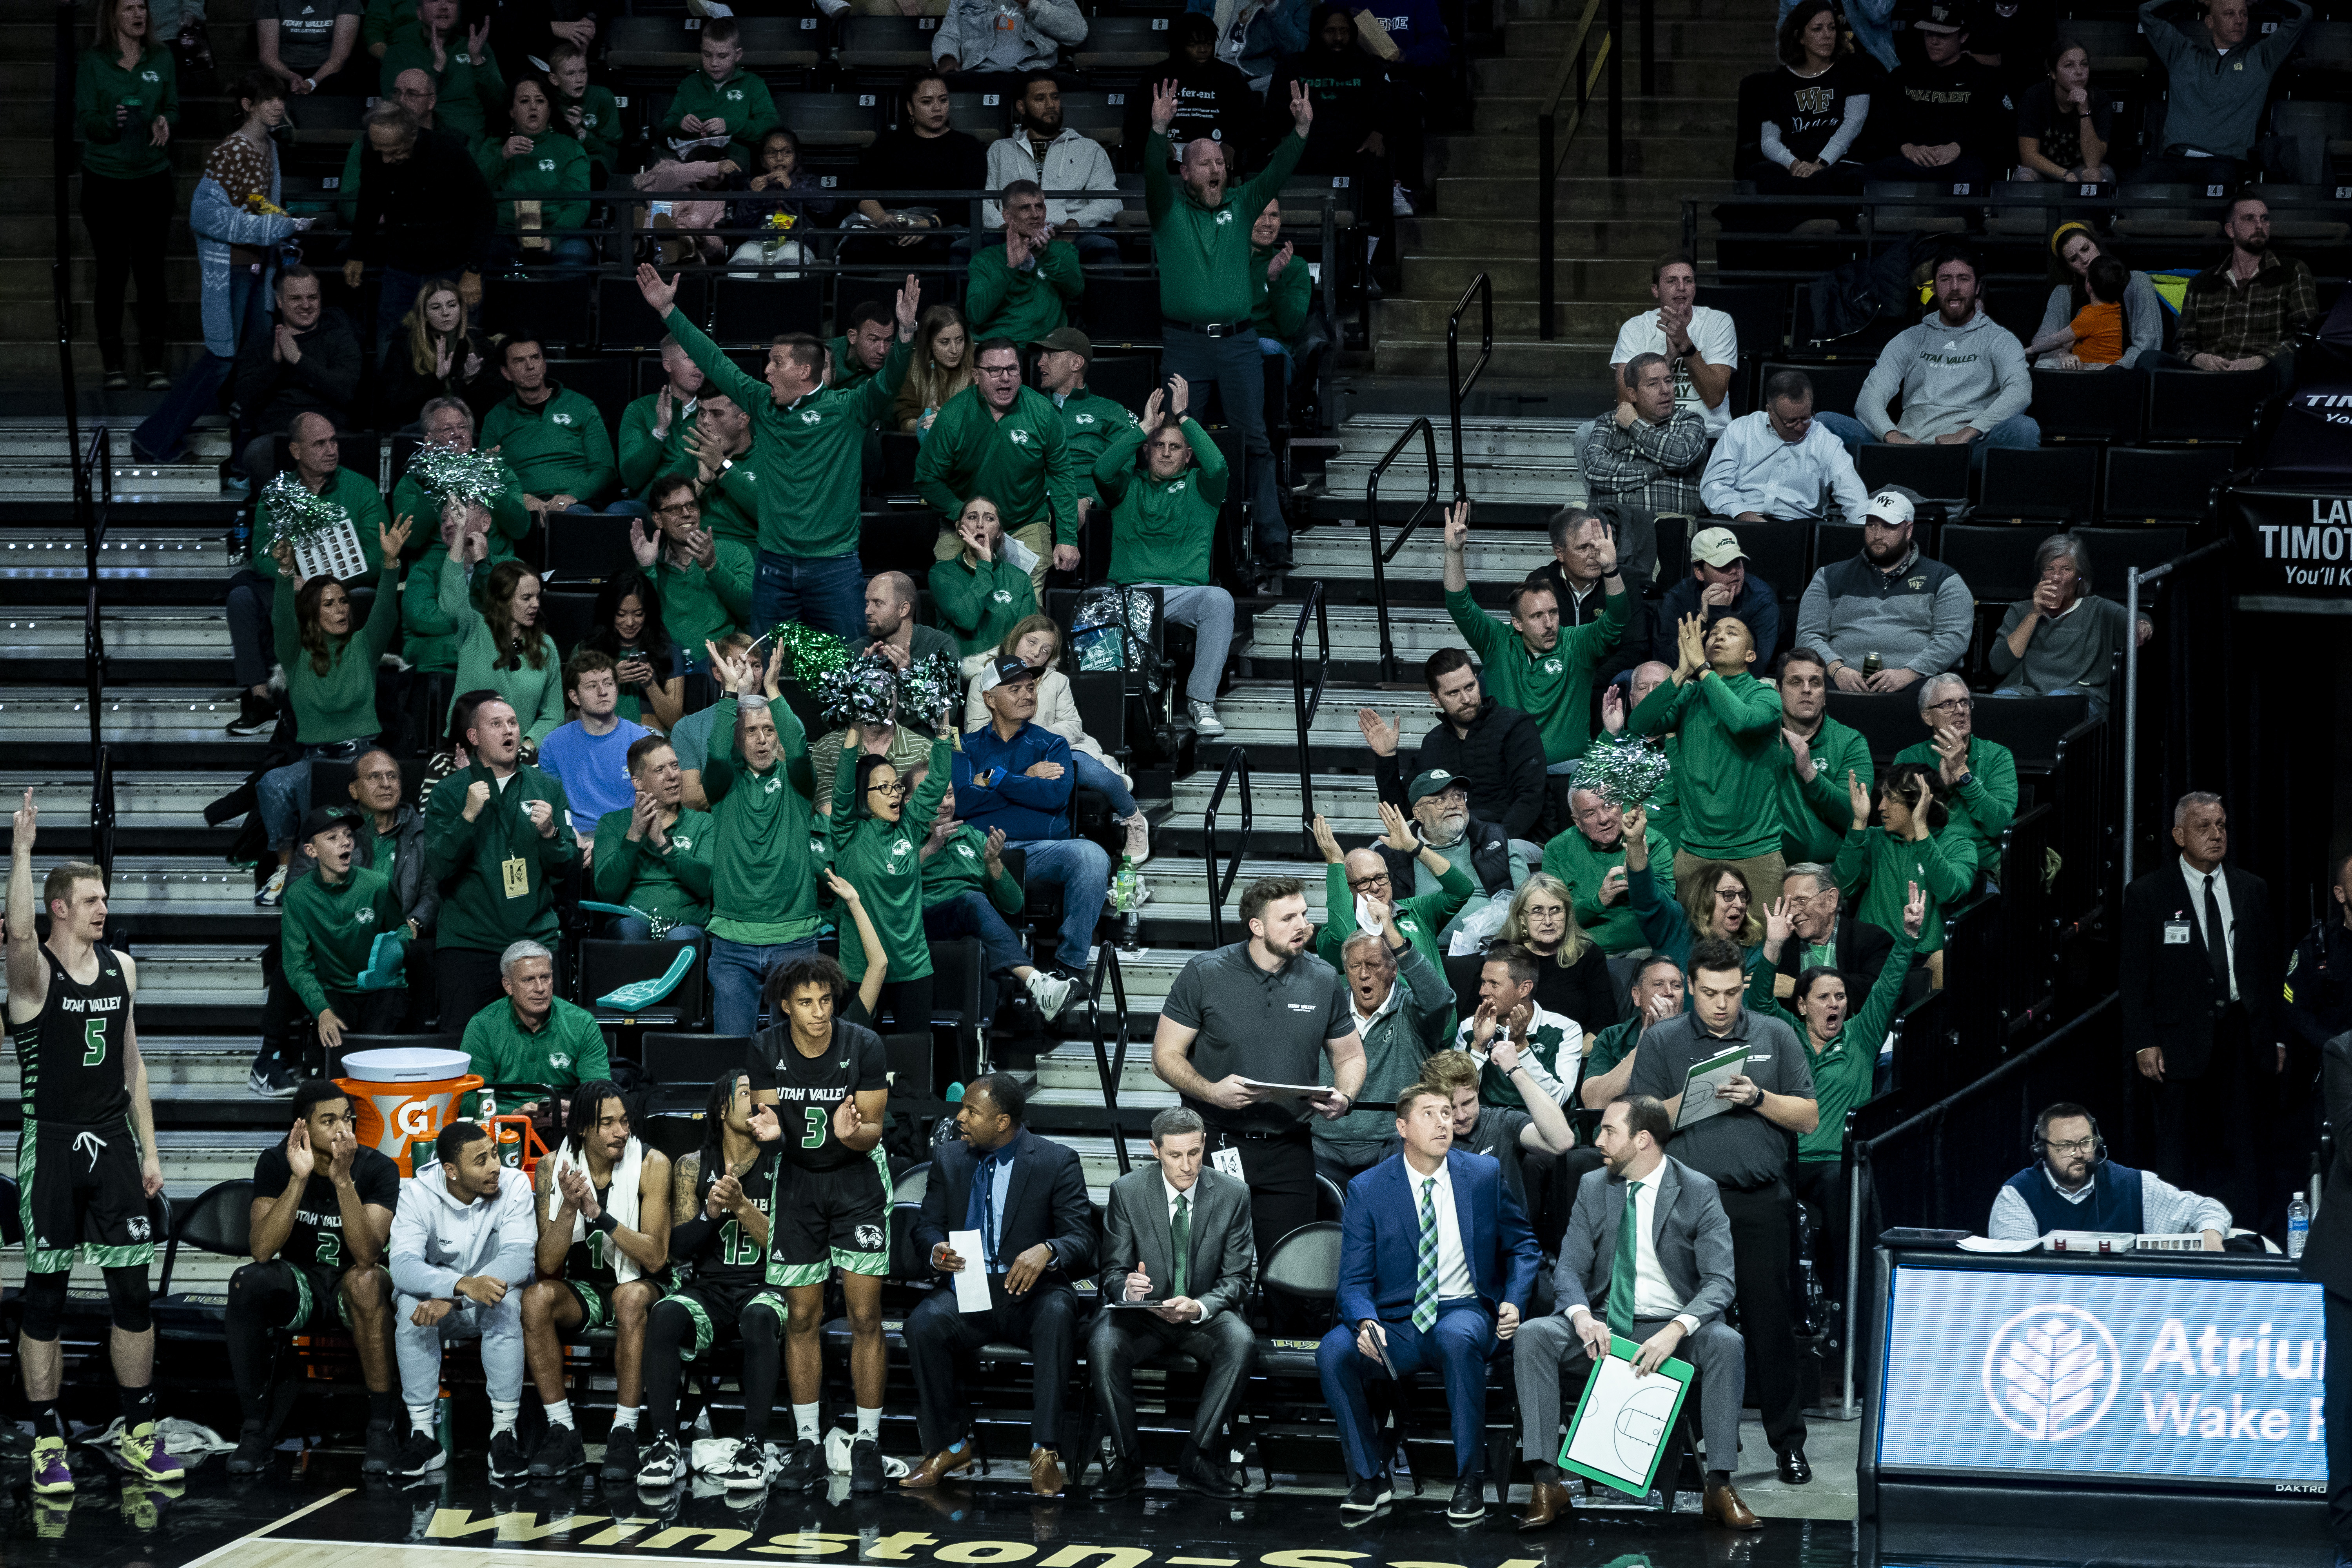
81 1017 106 1067
801 1107 826 1148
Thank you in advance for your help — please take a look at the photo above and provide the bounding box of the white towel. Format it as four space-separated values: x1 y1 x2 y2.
544 1136 646 1285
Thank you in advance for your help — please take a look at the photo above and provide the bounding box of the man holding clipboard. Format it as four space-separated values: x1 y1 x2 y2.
1512 1093 1758 1531
1626 935 1818 1485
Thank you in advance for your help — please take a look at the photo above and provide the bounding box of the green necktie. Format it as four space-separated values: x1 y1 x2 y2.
1608 1179 1643 1338
1413 1176 1440 1331
1169 1192 1191 1299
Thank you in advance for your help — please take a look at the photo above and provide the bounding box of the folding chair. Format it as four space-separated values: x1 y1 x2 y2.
542 514 638 585
775 92 884 150
1073 15 1174 69
641 1031 748 1092
1855 442 1970 507
837 15 940 71
2029 366 2146 446
2101 446 2235 523
2145 368 2272 445
2073 525 2188 583
1763 360 1867 416
480 277 593 352
1975 446 2098 523
1936 524 2045 606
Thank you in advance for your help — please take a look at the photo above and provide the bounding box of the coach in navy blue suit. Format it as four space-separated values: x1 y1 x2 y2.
1317 1079 1541 1523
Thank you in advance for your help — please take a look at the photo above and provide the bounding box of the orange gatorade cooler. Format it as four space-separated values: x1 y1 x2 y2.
338 1047 484 1175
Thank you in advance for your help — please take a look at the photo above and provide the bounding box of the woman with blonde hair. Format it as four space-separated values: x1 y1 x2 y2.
896 303 973 434
962 612 1149 862
1495 872 1620 1035
378 275 500 427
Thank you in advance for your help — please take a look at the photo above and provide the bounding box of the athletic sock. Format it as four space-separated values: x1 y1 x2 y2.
490 1399 521 1436
794 1403 820 1443
409 1403 439 1436
368 1389 400 1426
120 1384 157 1430
31 1399 65 1441
610 1404 640 1431
544 1398 574 1430
857 1408 881 1442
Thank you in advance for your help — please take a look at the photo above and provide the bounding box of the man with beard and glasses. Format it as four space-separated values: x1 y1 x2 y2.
1815 250 2039 463
984 72 1120 266
1357 649 1547 846
1794 488 1975 695
1385 770 1523 950
2144 195 2318 388
1988 1102 2229 1244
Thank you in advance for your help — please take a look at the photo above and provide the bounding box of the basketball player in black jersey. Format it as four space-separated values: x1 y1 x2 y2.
635 1069 786 1490
6 788 178 1494
748 953 892 1493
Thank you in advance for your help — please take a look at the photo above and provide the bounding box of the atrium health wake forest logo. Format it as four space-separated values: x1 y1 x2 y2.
1985 1303 2120 1441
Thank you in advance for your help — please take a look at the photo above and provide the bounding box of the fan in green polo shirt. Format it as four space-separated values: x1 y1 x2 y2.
966 182 1083 345
1540 786 1677 957
828 301 896 394
475 79 589 262
395 398 532 558
1891 673 2017 877
617 337 703 499
457 938 610 1118
654 394 759 550
1442 499 1628 766
1773 646 1874 866
1630 610 1789 905
481 335 617 512
626 483 752 658
251 414 389 586
1833 762 1978 956
592 733 716 941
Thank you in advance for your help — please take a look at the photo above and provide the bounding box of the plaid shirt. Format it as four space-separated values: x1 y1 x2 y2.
1578 407 1708 515
2176 250 2320 363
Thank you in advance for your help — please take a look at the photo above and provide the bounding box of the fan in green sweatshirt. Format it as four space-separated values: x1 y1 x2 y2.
1541 818 1677 956
422 754 575 958
481 379 617 506
1834 819 1978 955
701 693 821 946
475 124 589 238
1048 383 1139 510
551 78 622 174
1747 916 1918 1165
402 547 506 674
1144 125 1306 328
378 27 505 143
826 731 955 989
1628 633 1786 861
642 534 754 656
661 305 910 562
929 549 1038 661
437 547 566 743
1252 241 1311 345
458 993 610 1118
282 862 408 1022
920 823 1025 913
1891 731 2017 874
965 237 1083 345
659 65 777 176
912 383 1083 546
74 42 178 181
617 389 690 497
1779 714 1873 866
1446 581 1626 766
1096 415 1229 588
391 452 531 555
592 804 717 931
271 555 406 745
252 465 388 585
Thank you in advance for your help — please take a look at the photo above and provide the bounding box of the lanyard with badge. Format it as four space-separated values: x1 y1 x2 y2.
492 773 532 899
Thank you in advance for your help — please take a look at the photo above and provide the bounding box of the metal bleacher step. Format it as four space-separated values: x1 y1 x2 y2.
0 771 242 830
118 943 269 1029
1289 524 1557 596
1161 771 1385 847
0 688 274 767
0 526 238 603
0 1036 257 1101
1202 682 1410 768
1243 601 1503 667
1127 858 1329 946
0 605 232 679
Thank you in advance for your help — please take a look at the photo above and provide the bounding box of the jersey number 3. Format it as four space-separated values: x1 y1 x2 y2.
801 1107 826 1148
82 1016 107 1067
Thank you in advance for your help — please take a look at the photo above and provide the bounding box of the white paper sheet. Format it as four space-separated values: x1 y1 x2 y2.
1955 1234 2043 1253
1561 1347 1690 1493
947 1229 991 1312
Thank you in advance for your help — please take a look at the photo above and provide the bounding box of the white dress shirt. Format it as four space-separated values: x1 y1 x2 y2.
1698 409 1871 522
2180 855 2238 1003
1406 1158 1474 1302
1569 1164 1702 1336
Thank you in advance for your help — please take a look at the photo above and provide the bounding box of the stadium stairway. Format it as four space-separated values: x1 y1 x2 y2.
1374 0 1760 383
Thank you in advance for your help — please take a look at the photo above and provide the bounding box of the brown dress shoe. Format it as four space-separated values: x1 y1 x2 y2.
1030 1445 1065 1497
1703 1479 1761 1530
900 1445 977 1488
1516 1478 1574 1530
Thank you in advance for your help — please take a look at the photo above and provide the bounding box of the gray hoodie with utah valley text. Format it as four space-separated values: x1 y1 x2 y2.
1857 304 2031 443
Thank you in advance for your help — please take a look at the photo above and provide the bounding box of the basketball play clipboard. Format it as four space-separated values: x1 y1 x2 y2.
1557 1333 1696 1496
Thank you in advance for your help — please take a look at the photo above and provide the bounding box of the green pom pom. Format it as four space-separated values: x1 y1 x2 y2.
1578 737 1672 810
407 444 510 511
812 652 898 728
767 621 851 684
261 471 351 547
897 652 961 726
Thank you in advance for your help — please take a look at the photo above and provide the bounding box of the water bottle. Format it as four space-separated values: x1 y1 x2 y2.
477 1086 496 1126
2288 1194 2310 1259
1112 857 1140 950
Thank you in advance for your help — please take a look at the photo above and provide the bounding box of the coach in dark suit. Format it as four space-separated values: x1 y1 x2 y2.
2301 1030 2352 1563
2119 791 2282 1229
1512 1093 1757 1532
1090 1106 1257 1500
1316 1080 1541 1524
903 1073 1098 1498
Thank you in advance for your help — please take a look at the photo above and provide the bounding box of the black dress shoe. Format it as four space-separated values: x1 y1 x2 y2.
1446 1472 1485 1523
1096 1455 1145 1498
1178 1452 1242 1499
1776 1446 1812 1485
1340 1472 1392 1518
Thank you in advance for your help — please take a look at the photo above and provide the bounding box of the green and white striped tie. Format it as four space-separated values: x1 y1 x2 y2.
1413 1176 1440 1330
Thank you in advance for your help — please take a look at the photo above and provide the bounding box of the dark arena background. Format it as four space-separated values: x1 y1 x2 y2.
13 0 2352 1561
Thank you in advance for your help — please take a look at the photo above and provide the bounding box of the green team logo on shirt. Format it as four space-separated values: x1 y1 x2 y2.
762 777 780 795
738 469 757 484
1214 210 1234 225
1075 414 1096 426
140 69 159 81
726 88 743 101
353 907 376 927
1009 430 1033 446
673 835 695 851
538 158 556 172
955 843 976 861
552 412 575 426
1543 657 1563 674
990 589 1013 604
550 1051 573 1069
800 410 822 426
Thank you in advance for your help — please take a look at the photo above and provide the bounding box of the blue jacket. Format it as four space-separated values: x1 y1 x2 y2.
1653 572 1782 667
1337 1148 1540 1325
191 170 299 358
954 721 1075 844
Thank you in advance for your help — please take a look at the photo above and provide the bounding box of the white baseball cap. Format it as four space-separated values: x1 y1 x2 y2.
1867 488 1916 526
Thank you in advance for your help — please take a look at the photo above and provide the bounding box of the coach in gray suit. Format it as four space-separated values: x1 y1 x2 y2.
1090 1106 1259 1501
1511 1094 1759 1532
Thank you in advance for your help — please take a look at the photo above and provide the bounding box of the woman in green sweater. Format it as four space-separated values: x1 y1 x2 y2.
440 526 566 747
1832 761 1978 971
1749 880 1922 1309
826 720 955 1033
77 0 180 389
928 496 1037 672
256 515 413 903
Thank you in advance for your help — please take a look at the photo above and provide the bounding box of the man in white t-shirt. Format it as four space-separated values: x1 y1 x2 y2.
1609 253 1739 438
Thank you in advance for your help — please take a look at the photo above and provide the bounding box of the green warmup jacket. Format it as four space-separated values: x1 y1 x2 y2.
475 126 589 237
667 307 909 560
617 391 688 497
1144 127 1306 327
1051 386 1139 509
1540 823 1677 956
929 552 1038 661
1446 583 1625 765
251 466 388 584
76 45 178 181
401 550 506 675
272 558 403 745
591 806 716 931
1314 855 1474 1042
966 238 1083 343
921 824 1024 912
437 558 566 743
459 996 611 1118
1780 717 1873 866
1629 668 1785 860
423 757 575 955
826 732 955 985
1748 921 1917 1163
913 383 1083 545
828 334 879 392
282 864 406 1017
646 541 755 656
481 383 617 505
702 695 820 946
378 32 505 143
554 82 622 169
1097 418 1229 588
1251 242 1311 343
1834 822 1979 955
654 439 762 550
659 68 778 173
1892 734 2017 874
361 0 417 54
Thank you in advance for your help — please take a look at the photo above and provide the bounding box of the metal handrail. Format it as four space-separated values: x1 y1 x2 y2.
91 745 116 887
79 426 111 762
1536 0 1640 340
1366 418 1439 684
1201 746 1254 949
1444 273 1492 506
2122 539 2227 889
1290 582 1330 856
1085 938 1135 1174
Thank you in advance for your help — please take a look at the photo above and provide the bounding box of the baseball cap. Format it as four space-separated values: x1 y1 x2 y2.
1867 488 1917 527
1408 769 1468 806
1689 526 1746 569
300 804 361 842
1915 1 1965 31
984 655 1044 692
1032 327 1093 360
